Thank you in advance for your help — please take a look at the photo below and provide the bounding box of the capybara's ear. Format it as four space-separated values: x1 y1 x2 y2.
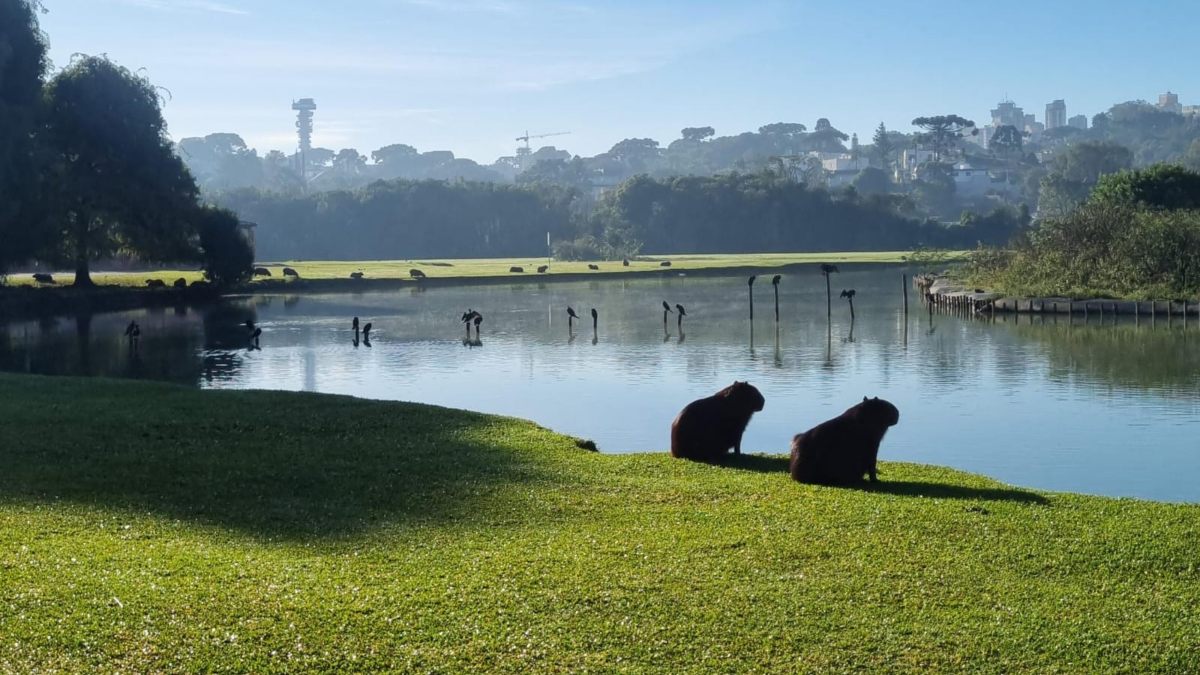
863 395 868 402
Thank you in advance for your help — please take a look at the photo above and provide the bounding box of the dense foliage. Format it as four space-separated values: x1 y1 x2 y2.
217 172 1024 261
970 166 1200 298
0 5 252 287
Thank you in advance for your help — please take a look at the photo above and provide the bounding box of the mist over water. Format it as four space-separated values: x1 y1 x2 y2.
3 265 1198 502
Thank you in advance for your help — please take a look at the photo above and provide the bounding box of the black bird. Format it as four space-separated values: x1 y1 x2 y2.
772 274 783 322
841 289 857 320
124 321 141 348
567 306 579 330
250 326 262 348
662 300 672 313
124 321 138 338
662 300 673 328
362 322 372 339
772 274 782 285
675 303 687 330
590 308 598 332
353 316 360 332
748 275 757 321
473 313 483 332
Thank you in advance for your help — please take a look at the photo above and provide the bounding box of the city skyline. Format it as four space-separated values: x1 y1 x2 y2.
39 0 1200 163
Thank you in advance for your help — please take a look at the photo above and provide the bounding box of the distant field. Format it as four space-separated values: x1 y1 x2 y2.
2 251 966 288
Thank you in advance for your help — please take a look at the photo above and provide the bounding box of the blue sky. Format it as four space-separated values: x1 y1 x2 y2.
40 0 1200 163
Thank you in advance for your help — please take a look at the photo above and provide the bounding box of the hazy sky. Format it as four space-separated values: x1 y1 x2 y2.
40 0 1200 163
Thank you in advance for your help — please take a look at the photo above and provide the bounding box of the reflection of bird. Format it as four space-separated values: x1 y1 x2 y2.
362 322 372 339
352 316 360 332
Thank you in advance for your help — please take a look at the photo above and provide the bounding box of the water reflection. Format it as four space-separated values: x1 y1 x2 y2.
2 265 1199 501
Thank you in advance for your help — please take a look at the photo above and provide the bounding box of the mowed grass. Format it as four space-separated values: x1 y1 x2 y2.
2 251 965 288
1 373 1197 672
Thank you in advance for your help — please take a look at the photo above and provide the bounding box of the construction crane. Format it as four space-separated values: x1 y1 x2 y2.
515 130 571 156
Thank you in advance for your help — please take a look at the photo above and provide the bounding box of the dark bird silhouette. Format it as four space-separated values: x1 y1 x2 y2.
362 322 372 338
662 300 673 329
590 308 598 333
352 316 360 333
250 326 262 348
124 321 138 338
772 274 782 322
820 264 840 319
567 306 579 331
675 303 687 330
841 289 857 320
244 319 256 330
472 313 483 336
124 321 141 348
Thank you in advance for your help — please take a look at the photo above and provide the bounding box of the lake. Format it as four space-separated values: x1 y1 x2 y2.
3 264 1198 502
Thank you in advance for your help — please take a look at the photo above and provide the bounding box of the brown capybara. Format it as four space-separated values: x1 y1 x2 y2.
509 266 524 273
173 278 187 288
789 397 900 485
670 381 765 461
410 268 427 278
145 279 166 288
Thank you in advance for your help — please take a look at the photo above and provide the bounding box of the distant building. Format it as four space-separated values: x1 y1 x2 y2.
1068 114 1088 130
951 163 993 198
898 148 936 181
1182 105 1200 117
1045 100 1067 129
1158 91 1182 114
991 100 1025 128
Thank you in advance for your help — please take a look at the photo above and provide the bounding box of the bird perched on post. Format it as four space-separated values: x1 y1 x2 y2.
124 321 141 348
662 301 673 328
772 274 782 322
352 316 360 333
473 312 483 336
748 275 757 321
590 308 598 332
840 289 857 320
675 304 687 330
362 322 373 341
567 306 579 331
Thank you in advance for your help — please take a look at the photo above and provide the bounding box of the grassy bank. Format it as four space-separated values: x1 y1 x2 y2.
3 251 963 288
1 373 1197 672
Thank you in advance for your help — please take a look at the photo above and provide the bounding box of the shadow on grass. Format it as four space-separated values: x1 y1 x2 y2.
713 453 1048 505
0 375 563 539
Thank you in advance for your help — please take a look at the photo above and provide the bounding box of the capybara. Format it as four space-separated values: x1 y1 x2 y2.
283 267 300 278
660 261 672 267
622 258 630 266
32 273 55 284
350 271 365 279
588 263 599 270
253 267 271 277
410 268 426 278
190 280 210 288
670 381 765 461
789 397 900 485
145 279 166 288
537 265 549 273
173 277 187 288
509 266 524 273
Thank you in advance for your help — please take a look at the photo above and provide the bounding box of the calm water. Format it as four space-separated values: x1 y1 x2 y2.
3 265 1198 502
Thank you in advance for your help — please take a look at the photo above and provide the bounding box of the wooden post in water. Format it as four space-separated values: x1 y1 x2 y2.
902 274 909 315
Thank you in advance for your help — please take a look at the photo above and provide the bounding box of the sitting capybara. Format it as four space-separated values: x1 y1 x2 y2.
660 261 672 267
587 263 600 270
670 381 765 461
253 267 271 277
32 273 55 284
173 277 187 288
789 397 900 485
509 266 524 273
145 279 166 288
537 265 549 273
349 271 365 279
410 268 426 278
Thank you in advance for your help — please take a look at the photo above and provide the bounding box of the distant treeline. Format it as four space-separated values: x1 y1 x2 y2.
219 172 1025 261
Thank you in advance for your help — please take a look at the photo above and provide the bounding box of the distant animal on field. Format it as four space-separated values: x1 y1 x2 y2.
145 279 166 288
660 261 672 267
789 397 900 485
350 271 364 279
509 266 524 273
410 268 426 278
253 267 271 277
283 267 300 278
190 280 210 288
537 265 549 273
670 381 765 461
173 278 187 288
32 273 55 284
588 264 599 270
623 259 630 266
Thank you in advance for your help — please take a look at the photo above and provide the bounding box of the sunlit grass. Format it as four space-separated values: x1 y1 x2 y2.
0 372 1196 672
2 251 967 288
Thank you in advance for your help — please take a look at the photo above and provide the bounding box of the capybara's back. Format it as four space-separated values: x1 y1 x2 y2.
789 397 900 485
670 381 765 461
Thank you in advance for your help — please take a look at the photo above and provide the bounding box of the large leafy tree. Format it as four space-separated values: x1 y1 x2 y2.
43 55 203 286
912 114 977 161
0 0 49 273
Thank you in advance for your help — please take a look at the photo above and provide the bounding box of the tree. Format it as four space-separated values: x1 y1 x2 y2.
806 118 849 153
0 0 49 273
605 138 661 172
680 126 715 142
872 122 895 173
1090 165 1200 211
851 167 890 196
989 124 1023 158
758 122 807 137
42 55 203 286
197 205 253 287
911 114 977 161
1051 141 1132 184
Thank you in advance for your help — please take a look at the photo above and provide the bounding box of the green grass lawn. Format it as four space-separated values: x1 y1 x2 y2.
2 251 966 288
1 373 1196 672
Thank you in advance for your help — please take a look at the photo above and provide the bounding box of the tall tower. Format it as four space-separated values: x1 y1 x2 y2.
1045 100 1067 129
291 98 317 181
